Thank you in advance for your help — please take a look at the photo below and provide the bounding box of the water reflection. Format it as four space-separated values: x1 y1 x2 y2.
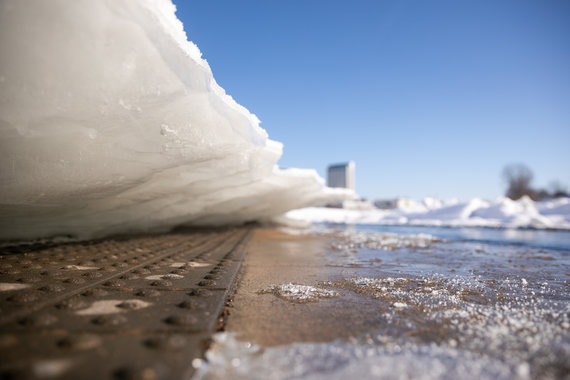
322 224 570 251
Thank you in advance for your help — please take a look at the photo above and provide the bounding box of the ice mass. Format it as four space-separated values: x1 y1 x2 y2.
0 0 352 241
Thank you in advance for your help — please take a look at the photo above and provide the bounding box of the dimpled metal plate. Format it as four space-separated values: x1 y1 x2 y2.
0 227 252 379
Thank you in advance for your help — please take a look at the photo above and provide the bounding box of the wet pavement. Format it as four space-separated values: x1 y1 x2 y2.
0 227 252 379
197 227 570 380
221 228 391 346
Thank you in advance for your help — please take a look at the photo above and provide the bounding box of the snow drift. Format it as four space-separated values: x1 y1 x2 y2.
287 197 570 230
0 0 351 241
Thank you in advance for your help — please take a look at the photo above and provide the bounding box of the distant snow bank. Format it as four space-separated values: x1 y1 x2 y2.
0 0 351 241
286 197 570 230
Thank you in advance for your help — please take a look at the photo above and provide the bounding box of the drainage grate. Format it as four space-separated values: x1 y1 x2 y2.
0 227 252 379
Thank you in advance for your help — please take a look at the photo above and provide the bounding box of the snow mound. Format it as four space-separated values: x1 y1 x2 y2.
0 0 351 241
287 197 570 230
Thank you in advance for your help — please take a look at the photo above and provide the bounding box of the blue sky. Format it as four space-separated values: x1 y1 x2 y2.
173 0 570 201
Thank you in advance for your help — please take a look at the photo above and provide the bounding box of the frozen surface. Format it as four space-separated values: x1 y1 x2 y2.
258 284 342 303
287 196 570 230
318 229 441 251
0 0 351 241
194 333 518 380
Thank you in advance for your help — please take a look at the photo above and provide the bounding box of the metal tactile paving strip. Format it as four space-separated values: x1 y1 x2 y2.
0 332 209 379
0 227 252 379
0 230 227 324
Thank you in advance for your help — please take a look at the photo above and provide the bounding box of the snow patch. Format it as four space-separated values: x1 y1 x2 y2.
287 197 570 230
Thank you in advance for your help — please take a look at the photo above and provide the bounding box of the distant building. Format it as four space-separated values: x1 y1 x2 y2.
327 161 355 191
374 199 397 210
374 197 420 210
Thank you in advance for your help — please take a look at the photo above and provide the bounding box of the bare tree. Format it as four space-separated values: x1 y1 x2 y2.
503 164 535 200
549 180 569 198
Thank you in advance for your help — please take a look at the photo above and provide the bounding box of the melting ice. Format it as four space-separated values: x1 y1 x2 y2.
319 229 441 252
193 333 521 380
0 0 351 241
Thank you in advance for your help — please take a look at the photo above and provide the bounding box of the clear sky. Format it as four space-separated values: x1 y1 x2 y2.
173 0 570 201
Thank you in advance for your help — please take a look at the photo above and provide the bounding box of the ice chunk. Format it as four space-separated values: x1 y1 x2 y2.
0 0 352 241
